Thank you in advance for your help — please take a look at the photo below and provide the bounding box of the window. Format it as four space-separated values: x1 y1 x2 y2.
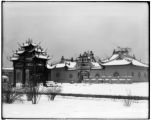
79 58 82 62
131 72 134 76
144 73 147 77
81 63 86 66
138 72 141 78
69 74 73 78
56 72 60 78
16 69 22 83
113 72 119 77
95 73 100 78
25 69 29 84
65 66 68 70
83 58 88 62
3 78 7 83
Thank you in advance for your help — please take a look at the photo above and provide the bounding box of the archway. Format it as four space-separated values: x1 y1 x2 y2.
78 71 90 83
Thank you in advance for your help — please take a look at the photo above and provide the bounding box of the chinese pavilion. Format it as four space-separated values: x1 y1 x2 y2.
10 39 49 86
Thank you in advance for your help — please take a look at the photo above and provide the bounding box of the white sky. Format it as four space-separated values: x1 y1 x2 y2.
2 2 149 67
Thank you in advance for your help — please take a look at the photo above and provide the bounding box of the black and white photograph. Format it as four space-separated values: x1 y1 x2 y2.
2 1 149 119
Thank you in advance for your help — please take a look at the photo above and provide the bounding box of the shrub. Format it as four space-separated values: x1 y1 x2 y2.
44 85 62 101
123 98 132 107
2 83 25 104
25 85 41 104
123 90 132 107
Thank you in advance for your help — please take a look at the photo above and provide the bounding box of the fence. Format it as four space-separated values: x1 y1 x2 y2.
83 76 133 83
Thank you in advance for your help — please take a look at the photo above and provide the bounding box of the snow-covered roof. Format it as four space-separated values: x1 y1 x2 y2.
101 54 119 63
2 67 14 70
23 43 37 47
16 50 25 54
55 62 76 69
101 59 131 66
109 54 119 61
28 47 45 53
124 57 133 61
56 63 66 68
132 59 148 67
48 61 77 70
11 57 19 61
66 62 77 70
91 62 102 69
35 48 45 52
49 61 103 70
35 54 48 59
47 64 55 69
2 75 9 78
101 53 148 68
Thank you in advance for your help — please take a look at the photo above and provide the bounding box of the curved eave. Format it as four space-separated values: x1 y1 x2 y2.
102 62 148 68
47 64 55 69
29 48 45 53
91 68 102 70
101 62 131 66
101 54 119 63
22 43 37 48
50 65 77 70
2 67 14 70
10 57 19 61
132 64 148 68
67 68 76 71
35 55 49 60
91 62 103 70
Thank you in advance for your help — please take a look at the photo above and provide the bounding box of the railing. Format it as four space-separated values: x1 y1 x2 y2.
83 76 133 83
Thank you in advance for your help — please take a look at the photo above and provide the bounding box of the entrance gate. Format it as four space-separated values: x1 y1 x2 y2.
78 71 90 83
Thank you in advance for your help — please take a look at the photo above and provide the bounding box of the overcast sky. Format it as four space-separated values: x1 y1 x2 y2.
3 2 149 67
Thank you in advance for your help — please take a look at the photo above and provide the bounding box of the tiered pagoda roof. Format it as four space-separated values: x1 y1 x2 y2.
10 39 49 61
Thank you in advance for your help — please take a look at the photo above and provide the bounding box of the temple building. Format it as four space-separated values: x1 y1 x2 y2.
10 39 49 86
48 48 148 83
2 41 149 85
48 51 102 83
100 47 148 83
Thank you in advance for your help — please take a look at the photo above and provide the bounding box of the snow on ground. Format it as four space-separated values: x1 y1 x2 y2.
2 83 149 118
3 95 148 118
60 82 148 97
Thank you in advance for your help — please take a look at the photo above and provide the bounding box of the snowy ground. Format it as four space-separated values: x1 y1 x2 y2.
3 95 148 118
2 83 149 118
60 82 148 97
